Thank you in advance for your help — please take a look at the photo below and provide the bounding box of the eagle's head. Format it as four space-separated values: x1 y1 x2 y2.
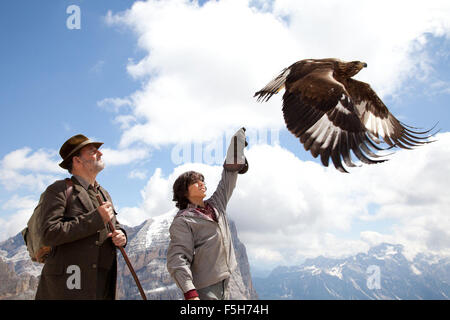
337 60 367 78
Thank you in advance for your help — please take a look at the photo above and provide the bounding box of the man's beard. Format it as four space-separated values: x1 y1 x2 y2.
82 158 105 173
93 160 105 172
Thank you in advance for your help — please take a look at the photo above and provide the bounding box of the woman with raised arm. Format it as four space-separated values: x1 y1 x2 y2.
167 128 248 300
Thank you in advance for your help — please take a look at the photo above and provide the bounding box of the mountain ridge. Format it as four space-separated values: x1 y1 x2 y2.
253 242 450 299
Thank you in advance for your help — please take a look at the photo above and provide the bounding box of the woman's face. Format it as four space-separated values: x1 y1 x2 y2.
187 179 207 200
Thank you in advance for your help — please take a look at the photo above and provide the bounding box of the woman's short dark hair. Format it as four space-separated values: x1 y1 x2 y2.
172 171 205 210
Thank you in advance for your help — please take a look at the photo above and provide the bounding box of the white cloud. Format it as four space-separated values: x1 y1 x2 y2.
100 147 151 166
119 132 450 267
0 195 39 242
97 97 133 112
2 194 38 211
104 0 450 149
90 60 105 74
272 0 450 94
104 0 302 147
0 147 61 174
0 147 64 192
119 163 222 226
128 169 148 180
0 145 151 192
239 133 450 264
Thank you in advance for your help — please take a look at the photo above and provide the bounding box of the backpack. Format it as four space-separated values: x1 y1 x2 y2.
21 178 73 263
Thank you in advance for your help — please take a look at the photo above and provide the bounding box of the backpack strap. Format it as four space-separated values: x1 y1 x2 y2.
98 187 108 204
64 178 74 214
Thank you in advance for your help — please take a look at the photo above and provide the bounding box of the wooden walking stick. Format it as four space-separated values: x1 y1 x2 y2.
96 195 147 300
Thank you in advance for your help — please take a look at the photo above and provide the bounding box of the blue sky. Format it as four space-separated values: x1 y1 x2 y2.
0 0 143 205
1 0 449 268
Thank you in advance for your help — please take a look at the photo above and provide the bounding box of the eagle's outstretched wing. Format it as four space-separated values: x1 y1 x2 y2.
254 67 291 102
346 79 436 149
281 67 386 172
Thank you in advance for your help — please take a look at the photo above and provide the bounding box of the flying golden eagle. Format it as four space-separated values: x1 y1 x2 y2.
254 58 435 172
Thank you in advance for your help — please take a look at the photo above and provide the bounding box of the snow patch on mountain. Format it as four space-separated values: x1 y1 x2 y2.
325 263 344 280
127 209 176 253
303 265 321 276
410 264 422 275
145 210 176 248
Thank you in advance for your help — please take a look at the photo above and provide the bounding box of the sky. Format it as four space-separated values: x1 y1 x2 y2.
1 0 450 272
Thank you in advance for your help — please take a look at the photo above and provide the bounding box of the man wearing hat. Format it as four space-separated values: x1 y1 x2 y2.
35 134 127 300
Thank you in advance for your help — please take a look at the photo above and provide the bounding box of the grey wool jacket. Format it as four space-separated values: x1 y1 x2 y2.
166 169 238 293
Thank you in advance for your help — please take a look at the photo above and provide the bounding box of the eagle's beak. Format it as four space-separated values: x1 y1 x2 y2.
362 62 367 68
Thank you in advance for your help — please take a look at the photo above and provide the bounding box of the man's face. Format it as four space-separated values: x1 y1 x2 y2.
77 144 104 173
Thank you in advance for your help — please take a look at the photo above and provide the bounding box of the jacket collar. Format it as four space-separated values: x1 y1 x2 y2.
71 176 95 211
177 200 217 222
186 202 203 209
72 174 100 191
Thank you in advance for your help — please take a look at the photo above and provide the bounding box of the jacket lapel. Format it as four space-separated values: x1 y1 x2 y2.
72 183 95 212
206 200 220 220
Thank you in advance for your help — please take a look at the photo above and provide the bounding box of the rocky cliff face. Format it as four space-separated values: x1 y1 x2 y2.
0 211 257 300
0 233 41 300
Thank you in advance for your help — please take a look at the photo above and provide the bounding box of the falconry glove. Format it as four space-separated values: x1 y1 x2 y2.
224 127 248 174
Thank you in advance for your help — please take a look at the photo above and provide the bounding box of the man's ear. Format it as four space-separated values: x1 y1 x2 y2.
72 156 82 166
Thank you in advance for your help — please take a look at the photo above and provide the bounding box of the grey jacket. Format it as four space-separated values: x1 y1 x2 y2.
166 169 238 293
